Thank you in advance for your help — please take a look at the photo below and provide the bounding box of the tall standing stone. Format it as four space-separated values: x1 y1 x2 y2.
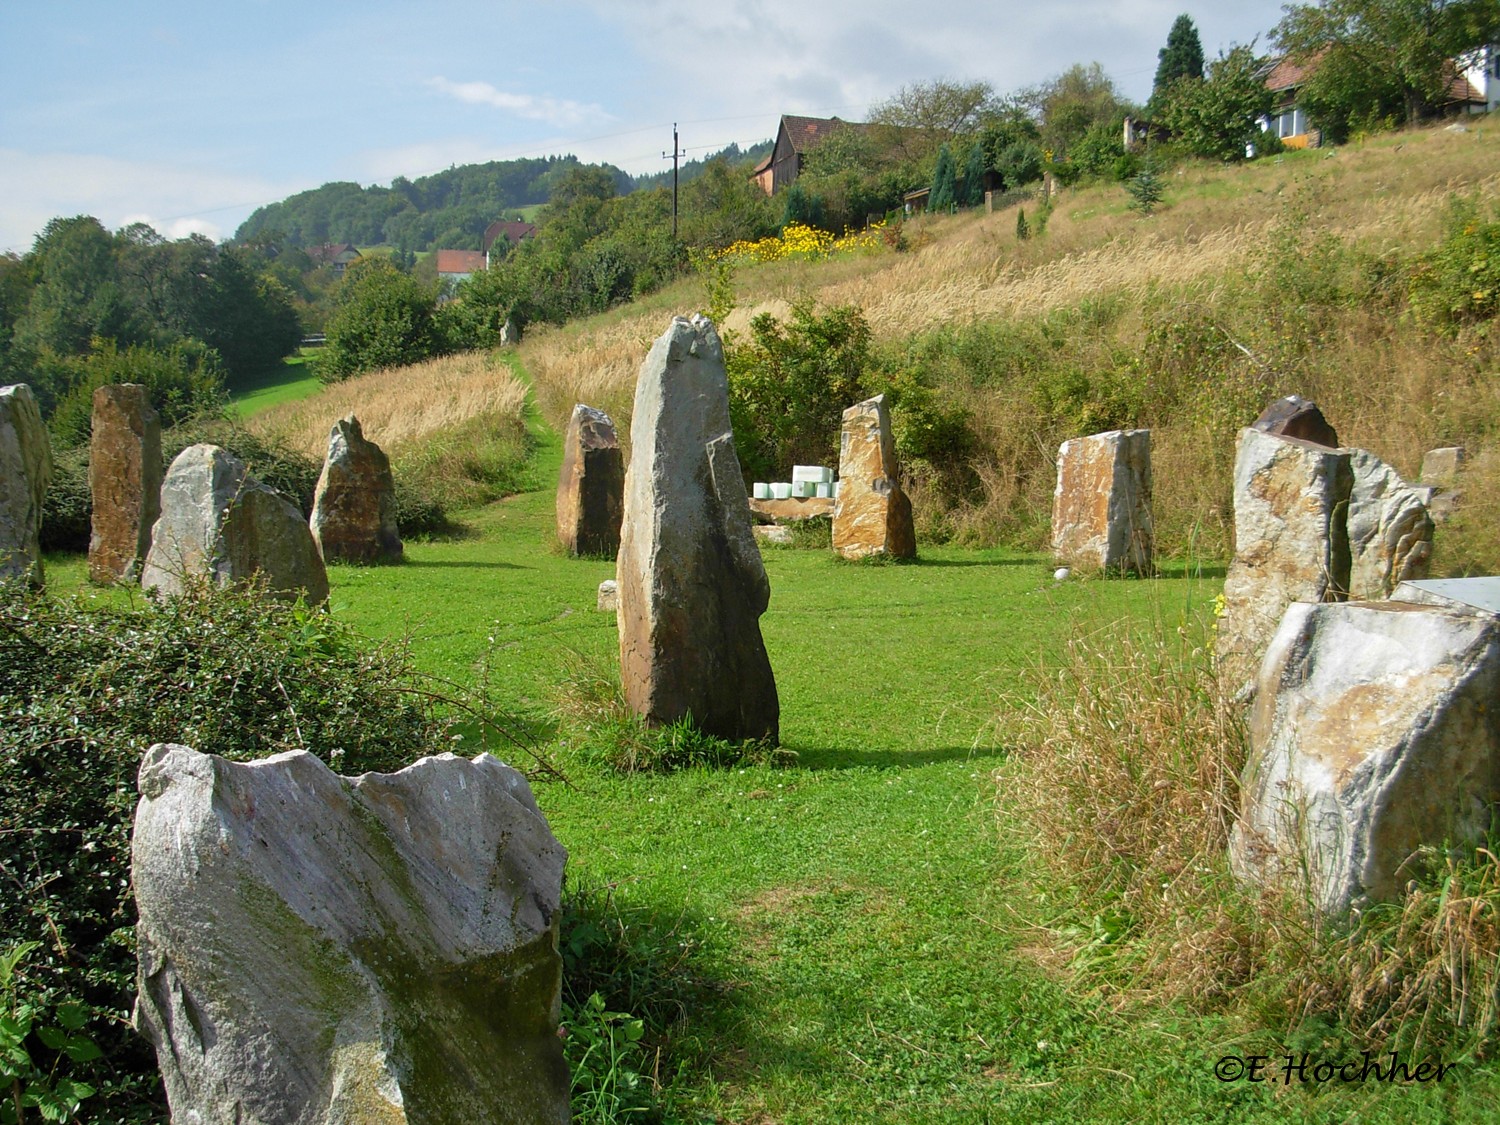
1346 449 1433 600
142 444 329 604
132 744 569 1125
0 384 52 587
1230 601 1500 914
831 394 916 561
88 384 162 583
310 414 402 564
556 404 623 557
617 315 779 742
1217 428 1353 691
1051 428 1152 574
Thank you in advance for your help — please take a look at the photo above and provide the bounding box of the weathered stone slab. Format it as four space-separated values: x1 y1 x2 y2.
1420 446 1465 488
1050 428 1152 574
311 415 402 564
597 578 618 612
617 316 779 741
1217 428 1353 691
0 384 52 586
88 384 162 583
1252 394 1339 448
1346 449 1433 600
556 404 623 557
831 394 915 561
749 495 834 522
132 743 569 1125
142 444 329 604
1230 601 1500 914
1394 577 1500 615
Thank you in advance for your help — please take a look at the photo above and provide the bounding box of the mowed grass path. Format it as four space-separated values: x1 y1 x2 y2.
320 402 1491 1123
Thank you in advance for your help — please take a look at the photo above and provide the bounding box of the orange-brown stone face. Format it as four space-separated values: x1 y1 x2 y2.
310 416 402 565
831 394 915 560
556 404 623 557
89 384 162 583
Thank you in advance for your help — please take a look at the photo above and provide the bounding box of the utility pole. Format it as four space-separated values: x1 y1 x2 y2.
663 123 681 240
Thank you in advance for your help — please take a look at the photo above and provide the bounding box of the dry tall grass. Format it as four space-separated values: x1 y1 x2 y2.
247 351 529 459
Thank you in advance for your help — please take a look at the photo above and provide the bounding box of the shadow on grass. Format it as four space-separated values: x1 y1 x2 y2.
788 744 1009 770
401 559 531 570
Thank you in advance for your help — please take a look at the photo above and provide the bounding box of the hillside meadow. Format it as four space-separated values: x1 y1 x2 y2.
22 119 1500 1122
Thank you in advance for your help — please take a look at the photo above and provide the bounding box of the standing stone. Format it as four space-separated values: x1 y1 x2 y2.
617 315 779 742
1050 428 1153 574
831 394 916 561
1217 428 1353 691
1345 449 1433 600
500 315 522 346
142 444 329 605
1230 601 1500 914
0 384 52 587
310 415 402 564
597 579 618 612
132 744 569 1125
1419 446 1465 523
556 404 624 557
88 384 162 583
1252 394 1339 449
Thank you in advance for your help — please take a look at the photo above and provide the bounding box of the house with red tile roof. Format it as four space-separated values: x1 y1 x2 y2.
751 115 868 195
435 249 486 283
482 219 537 266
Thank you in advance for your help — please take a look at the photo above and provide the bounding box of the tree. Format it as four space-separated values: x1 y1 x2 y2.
960 142 987 206
868 79 1000 166
1274 0 1500 140
1025 63 1134 161
320 258 443 380
1157 45 1275 161
1150 15 1206 114
929 145 958 211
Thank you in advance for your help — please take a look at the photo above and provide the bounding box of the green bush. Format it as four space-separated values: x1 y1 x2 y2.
1409 196 1500 332
45 338 226 449
319 258 446 382
0 581 515 1122
38 444 92 553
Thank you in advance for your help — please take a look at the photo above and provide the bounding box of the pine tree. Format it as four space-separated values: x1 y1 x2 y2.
960 142 987 207
1015 208 1030 241
1126 163 1165 216
1150 14 1205 114
929 144 958 211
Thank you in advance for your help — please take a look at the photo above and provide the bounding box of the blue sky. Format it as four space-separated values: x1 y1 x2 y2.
0 1 1291 253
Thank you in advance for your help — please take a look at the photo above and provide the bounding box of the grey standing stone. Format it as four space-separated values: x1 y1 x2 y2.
0 384 52 587
310 415 402 564
1419 446 1466 523
1217 428 1353 692
88 384 162 583
1230 601 1500 914
617 315 779 742
142 443 329 604
132 744 569 1125
1346 449 1433 600
556 404 623 557
1050 428 1152 574
597 578 618 612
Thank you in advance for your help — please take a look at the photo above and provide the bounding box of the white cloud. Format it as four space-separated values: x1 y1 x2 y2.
0 148 294 253
427 77 611 129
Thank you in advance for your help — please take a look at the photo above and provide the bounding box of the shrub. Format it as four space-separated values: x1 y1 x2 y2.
45 338 226 449
1409 196 1500 332
0 580 543 1122
319 258 445 382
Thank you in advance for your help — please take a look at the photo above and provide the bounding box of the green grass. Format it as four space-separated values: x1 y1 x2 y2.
226 354 323 417
41 362 1500 1122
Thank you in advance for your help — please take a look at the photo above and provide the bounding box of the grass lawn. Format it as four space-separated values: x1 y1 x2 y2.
226 354 324 417
41 364 1500 1123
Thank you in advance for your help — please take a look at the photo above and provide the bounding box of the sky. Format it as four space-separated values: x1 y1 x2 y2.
0 0 1293 254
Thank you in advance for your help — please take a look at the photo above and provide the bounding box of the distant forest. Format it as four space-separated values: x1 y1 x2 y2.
234 140 774 253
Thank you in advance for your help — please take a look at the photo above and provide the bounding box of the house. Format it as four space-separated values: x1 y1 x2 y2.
308 243 360 275
482 219 537 267
1260 44 1499 149
435 249 486 285
751 115 866 195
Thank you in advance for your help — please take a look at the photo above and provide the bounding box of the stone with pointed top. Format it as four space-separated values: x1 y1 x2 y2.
1252 394 1339 449
311 414 402 564
617 316 779 742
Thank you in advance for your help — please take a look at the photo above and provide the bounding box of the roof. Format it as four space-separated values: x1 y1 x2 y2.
1262 52 1324 93
435 249 486 275
780 115 864 154
308 242 359 264
482 220 537 251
